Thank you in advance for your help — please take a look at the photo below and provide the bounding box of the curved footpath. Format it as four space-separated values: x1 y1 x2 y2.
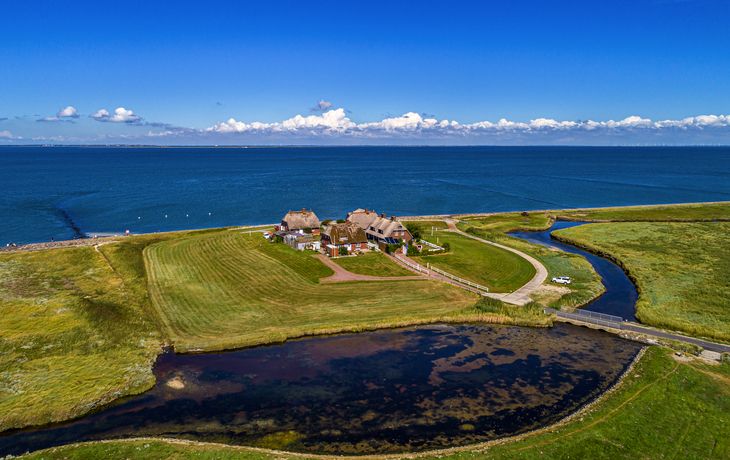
443 218 549 305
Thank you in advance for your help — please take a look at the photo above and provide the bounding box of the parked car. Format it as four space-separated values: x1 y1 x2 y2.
551 276 572 285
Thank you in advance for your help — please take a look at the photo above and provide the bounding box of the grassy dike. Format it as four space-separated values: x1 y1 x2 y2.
554 222 730 342
19 347 730 460
457 213 605 309
553 201 730 222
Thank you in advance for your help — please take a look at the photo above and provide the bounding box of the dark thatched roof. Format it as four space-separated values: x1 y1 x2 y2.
323 222 367 245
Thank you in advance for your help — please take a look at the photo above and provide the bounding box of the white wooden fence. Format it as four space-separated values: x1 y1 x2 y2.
418 239 444 252
427 263 489 292
394 255 428 273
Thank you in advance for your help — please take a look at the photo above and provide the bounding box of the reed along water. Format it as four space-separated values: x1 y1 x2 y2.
0 324 642 456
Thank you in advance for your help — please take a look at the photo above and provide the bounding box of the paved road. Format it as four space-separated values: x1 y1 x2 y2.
623 323 730 354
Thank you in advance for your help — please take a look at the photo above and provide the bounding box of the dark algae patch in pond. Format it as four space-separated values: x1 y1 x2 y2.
0 324 641 456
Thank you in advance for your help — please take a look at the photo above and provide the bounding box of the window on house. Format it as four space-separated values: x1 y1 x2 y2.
378 229 383 234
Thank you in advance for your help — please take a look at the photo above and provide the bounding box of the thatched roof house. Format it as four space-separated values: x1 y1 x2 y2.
346 209 412 246
281 209 321 232
321 222 368 251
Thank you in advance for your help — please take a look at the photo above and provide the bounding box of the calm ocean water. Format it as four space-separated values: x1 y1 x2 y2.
2 146 729 244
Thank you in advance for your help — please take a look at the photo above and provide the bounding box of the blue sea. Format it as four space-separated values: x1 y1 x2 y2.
2 146 729 244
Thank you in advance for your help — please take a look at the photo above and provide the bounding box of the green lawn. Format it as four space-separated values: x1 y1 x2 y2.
554 222 730 342
406 219 449 230
0 246 162 433
145 230 481 352
20 347 730 460
459 224 605 309
554 201 730 222
411 231 536 293
332 251 413 277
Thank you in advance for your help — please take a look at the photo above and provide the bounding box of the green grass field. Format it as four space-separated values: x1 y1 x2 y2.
145 230 482 351
407 220 449 230
332 251 413 277
554 222 730 342
457 212 553 235
554 201 730 222
20 347 730 460
0 246 161 433
455 219 604 308
411 231 536 293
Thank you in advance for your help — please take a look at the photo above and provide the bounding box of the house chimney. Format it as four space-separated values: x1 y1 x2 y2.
365 209 369 214
302 208 306 213
391 216 396 221
381 213 386 218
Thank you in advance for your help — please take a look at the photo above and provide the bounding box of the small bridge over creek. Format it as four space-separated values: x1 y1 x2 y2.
547 307 623 333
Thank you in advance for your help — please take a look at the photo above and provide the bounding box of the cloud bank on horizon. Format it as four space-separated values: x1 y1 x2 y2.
202 109 730 141
6 106 730 145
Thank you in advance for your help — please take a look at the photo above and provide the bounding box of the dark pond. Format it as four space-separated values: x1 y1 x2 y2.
0 324 641 456
509 221 638 321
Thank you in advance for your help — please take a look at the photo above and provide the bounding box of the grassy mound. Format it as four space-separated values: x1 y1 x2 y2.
411 231 536 293
554 222 730 342
333 251 413 277
145 230 480 351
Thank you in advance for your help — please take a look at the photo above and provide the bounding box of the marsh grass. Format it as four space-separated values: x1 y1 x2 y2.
555 222 730 342
411 231 536 293
19 347 730 460
457 212 553 235
0 247 162 432
332 252 413 277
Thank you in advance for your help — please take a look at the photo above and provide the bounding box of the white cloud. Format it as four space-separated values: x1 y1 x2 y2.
201 111 730 142
89 109 110 120
0 130 22 140
89 107 141 123
57 106 80 118
38 117 61 122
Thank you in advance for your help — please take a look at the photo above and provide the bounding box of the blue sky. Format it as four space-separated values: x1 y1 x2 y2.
1 0 729 145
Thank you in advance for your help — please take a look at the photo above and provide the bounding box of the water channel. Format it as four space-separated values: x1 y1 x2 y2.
0 222 643 456
509 221 637 321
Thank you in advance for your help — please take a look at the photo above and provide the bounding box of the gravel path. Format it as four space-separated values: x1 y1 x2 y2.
315 254 424 283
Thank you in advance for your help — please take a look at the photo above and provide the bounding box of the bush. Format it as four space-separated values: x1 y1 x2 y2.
385 243 402 255
339 246 348 256
404 222 423 240
474 296 504 313
407 244 420 256
321 219 333 226
442 242 451 251
336 219 346 224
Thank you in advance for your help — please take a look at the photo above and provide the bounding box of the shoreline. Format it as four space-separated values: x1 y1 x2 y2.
2 200 728 252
